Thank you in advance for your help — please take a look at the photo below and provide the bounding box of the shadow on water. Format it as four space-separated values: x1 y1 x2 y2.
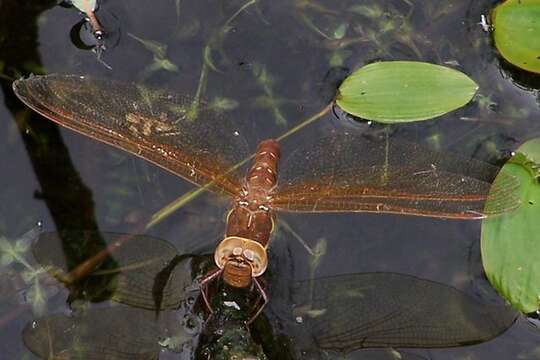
0 0 143 356
22 230 517 359
0 0 539 359
0 0 126 261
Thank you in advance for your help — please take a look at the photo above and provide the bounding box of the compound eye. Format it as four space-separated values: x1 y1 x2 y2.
215 237 245 269
215 237 268 277
245 245 267 277
243 249 255 261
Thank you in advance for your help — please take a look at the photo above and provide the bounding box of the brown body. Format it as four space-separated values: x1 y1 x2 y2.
214 139 280 288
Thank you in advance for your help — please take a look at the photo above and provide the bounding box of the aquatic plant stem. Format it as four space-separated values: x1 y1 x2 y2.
225 0 258 27
175 0 182 24
188 60 209 120
275 102 333 142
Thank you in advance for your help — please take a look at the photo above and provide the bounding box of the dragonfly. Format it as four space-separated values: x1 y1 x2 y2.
13 75 519 319
23 231 517 359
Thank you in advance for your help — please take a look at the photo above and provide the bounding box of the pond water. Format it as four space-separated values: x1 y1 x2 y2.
0 0 539 359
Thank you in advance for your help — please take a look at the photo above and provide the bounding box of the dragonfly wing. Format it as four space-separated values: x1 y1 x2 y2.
290 273 517 353
33 231 194 310
273 134 519 219
23 307 164 360
13 75 248 196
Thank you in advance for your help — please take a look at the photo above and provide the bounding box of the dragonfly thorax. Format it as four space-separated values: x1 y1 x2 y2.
238 183 274 211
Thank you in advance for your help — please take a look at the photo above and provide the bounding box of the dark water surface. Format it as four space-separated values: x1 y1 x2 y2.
1 0 540 359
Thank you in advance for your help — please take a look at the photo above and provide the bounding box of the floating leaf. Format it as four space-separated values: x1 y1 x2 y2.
492 0 540 74
336 61 478 123
481 138 540 314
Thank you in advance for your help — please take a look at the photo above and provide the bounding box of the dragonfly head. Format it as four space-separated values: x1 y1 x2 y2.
215 236 268 288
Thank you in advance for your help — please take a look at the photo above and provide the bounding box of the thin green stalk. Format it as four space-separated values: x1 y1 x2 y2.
188 60 209 120
225 0 258 27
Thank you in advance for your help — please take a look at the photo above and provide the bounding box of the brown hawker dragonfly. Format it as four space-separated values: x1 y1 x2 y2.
13 75 519 319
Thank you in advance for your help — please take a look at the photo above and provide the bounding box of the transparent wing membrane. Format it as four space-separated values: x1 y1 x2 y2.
274 134 519 219
13 75 248 196
291 273 517 353
13 76 519 219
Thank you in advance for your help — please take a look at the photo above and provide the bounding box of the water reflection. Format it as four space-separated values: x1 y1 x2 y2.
22 231 516 359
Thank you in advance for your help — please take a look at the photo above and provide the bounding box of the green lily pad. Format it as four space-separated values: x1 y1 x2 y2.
492 0 540 74
336 61 478 123
481 138 540 314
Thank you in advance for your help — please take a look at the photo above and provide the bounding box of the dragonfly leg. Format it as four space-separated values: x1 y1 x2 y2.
247 277 268 325
200 267 222 314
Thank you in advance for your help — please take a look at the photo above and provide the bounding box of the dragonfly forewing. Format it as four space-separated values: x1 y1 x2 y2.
13 75 248 196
